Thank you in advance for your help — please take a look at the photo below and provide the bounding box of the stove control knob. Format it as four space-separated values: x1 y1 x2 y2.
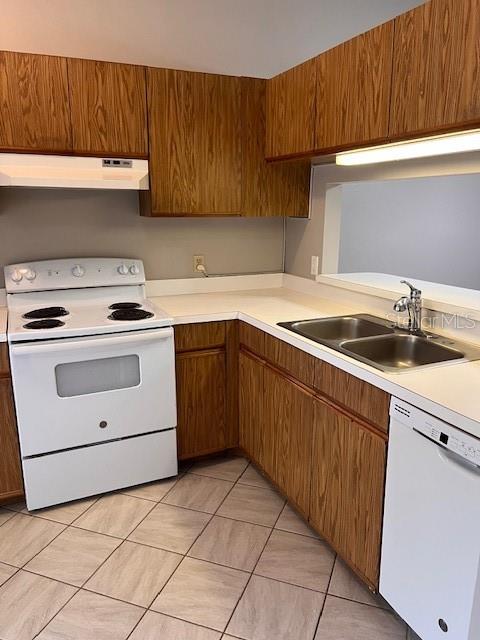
129 264 140 275
117 264 129 276
24 268 37 281
72 264 85 278
10 269 23 283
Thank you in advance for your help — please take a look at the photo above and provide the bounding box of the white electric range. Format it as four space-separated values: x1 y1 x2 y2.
5 258 178 510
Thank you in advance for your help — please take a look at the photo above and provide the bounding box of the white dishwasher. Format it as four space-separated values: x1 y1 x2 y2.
380 398 480 640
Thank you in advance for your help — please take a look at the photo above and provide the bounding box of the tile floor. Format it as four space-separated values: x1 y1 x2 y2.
0 456 417 640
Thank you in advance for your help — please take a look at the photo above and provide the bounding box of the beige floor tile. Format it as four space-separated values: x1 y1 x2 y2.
26 498 97 525
255 529 334 592
0 514 65 566
152 557 248 631
0 570 76 640
189 516 270 571
3 501 26 512
85 540 181 607
128 502 211 553
37 589 144 640
162 474 234 514
129 611 221 640
217 484 285 527
190 456 249 482
122 476 180 502
237 464 272 489
0 562 16 586
0 508 15 526
25 526 121 586
73 493 154 538
315 596 406 640
227 574 325 640
328 557 385 608
275 503 319 538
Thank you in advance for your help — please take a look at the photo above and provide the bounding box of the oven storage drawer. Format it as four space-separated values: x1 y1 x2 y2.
22 429 178 510
10 328 176 456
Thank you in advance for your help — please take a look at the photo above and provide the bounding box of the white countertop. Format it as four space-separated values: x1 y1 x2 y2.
150 287 480 440
0 307 7 343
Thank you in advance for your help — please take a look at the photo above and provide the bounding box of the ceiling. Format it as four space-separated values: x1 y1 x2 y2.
1 0 424 78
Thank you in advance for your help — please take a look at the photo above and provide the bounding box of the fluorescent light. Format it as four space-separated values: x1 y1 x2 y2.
335 129 480 166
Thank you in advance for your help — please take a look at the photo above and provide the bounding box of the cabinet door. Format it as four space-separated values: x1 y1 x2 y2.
239 351 264 460
0 378 23 503
266 58 316 158
175 350 226 458
145 68 242 215
310 400 386 588
264 366 313 515
315 21 393 151
241 78 310 217
391 0 480 138
0 51 71 152
68 59 148 157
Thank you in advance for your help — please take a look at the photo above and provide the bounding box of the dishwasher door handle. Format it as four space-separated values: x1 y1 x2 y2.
438 446 480 476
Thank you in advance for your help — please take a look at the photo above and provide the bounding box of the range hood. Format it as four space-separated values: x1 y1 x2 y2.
0 154 149 190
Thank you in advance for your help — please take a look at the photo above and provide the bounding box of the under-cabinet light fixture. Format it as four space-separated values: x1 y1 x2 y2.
335 129 480 166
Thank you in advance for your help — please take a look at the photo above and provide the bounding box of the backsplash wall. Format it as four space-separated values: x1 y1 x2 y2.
0 188 284 287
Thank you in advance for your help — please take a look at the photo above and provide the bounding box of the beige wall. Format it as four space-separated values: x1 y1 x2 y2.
0 188 284 287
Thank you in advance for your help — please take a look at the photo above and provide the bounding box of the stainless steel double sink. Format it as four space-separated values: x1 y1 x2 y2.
278 314 480 372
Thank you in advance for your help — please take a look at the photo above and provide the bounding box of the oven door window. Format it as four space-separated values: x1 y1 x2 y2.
55 355 141 397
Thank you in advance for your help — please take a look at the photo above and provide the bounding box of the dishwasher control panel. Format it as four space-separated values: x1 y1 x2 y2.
391 398 480 466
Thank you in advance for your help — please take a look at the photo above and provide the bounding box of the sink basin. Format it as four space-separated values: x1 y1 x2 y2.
340 334 464 371
278 315 394 342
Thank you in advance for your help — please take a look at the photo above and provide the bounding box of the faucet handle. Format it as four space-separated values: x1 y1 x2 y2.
400 279 421 296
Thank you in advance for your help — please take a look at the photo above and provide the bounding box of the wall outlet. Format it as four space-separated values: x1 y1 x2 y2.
310 255 319 276
193 255 205 273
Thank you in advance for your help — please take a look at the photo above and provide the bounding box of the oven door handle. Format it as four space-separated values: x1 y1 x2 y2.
10 327 173 356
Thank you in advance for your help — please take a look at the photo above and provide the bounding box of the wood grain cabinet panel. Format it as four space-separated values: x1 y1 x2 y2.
310 400 386 588
264 366 313 516
0 51 71 152
174 321 226 353
315 21 393 151
239 351 264 460
263 334 315 387
241 78 310 217
314 359 390 433
239 322 266 357
266 58 317 158
68 58 148 157
391 0 480 138
0 345 23 504
175 349 226 459
144 67 242 215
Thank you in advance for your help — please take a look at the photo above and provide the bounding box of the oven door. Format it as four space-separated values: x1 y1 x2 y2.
9 327 176 457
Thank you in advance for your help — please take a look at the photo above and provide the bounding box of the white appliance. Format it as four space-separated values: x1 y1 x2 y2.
380 398 480 640
5 258 177 510
0 154 149 189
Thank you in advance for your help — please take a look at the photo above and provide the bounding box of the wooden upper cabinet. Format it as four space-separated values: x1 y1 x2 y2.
315 21 394 151
67 58 148 157
241 78 310 217
144 67 242 216
0 51 71 152
266 58 317 158
391 0 480 138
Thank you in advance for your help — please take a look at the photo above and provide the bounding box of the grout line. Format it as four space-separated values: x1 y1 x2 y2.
312 551 337 639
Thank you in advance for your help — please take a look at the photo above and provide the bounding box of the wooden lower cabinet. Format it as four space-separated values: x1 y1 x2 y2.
264 366 313 516
310 400 387 588
0 358 23 503
175 349 226 459
239 351 264 460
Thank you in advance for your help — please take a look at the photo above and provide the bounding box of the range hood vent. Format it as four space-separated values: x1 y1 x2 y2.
0 154 149 190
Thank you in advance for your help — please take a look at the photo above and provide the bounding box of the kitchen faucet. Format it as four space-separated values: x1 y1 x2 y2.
393 280 425 336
